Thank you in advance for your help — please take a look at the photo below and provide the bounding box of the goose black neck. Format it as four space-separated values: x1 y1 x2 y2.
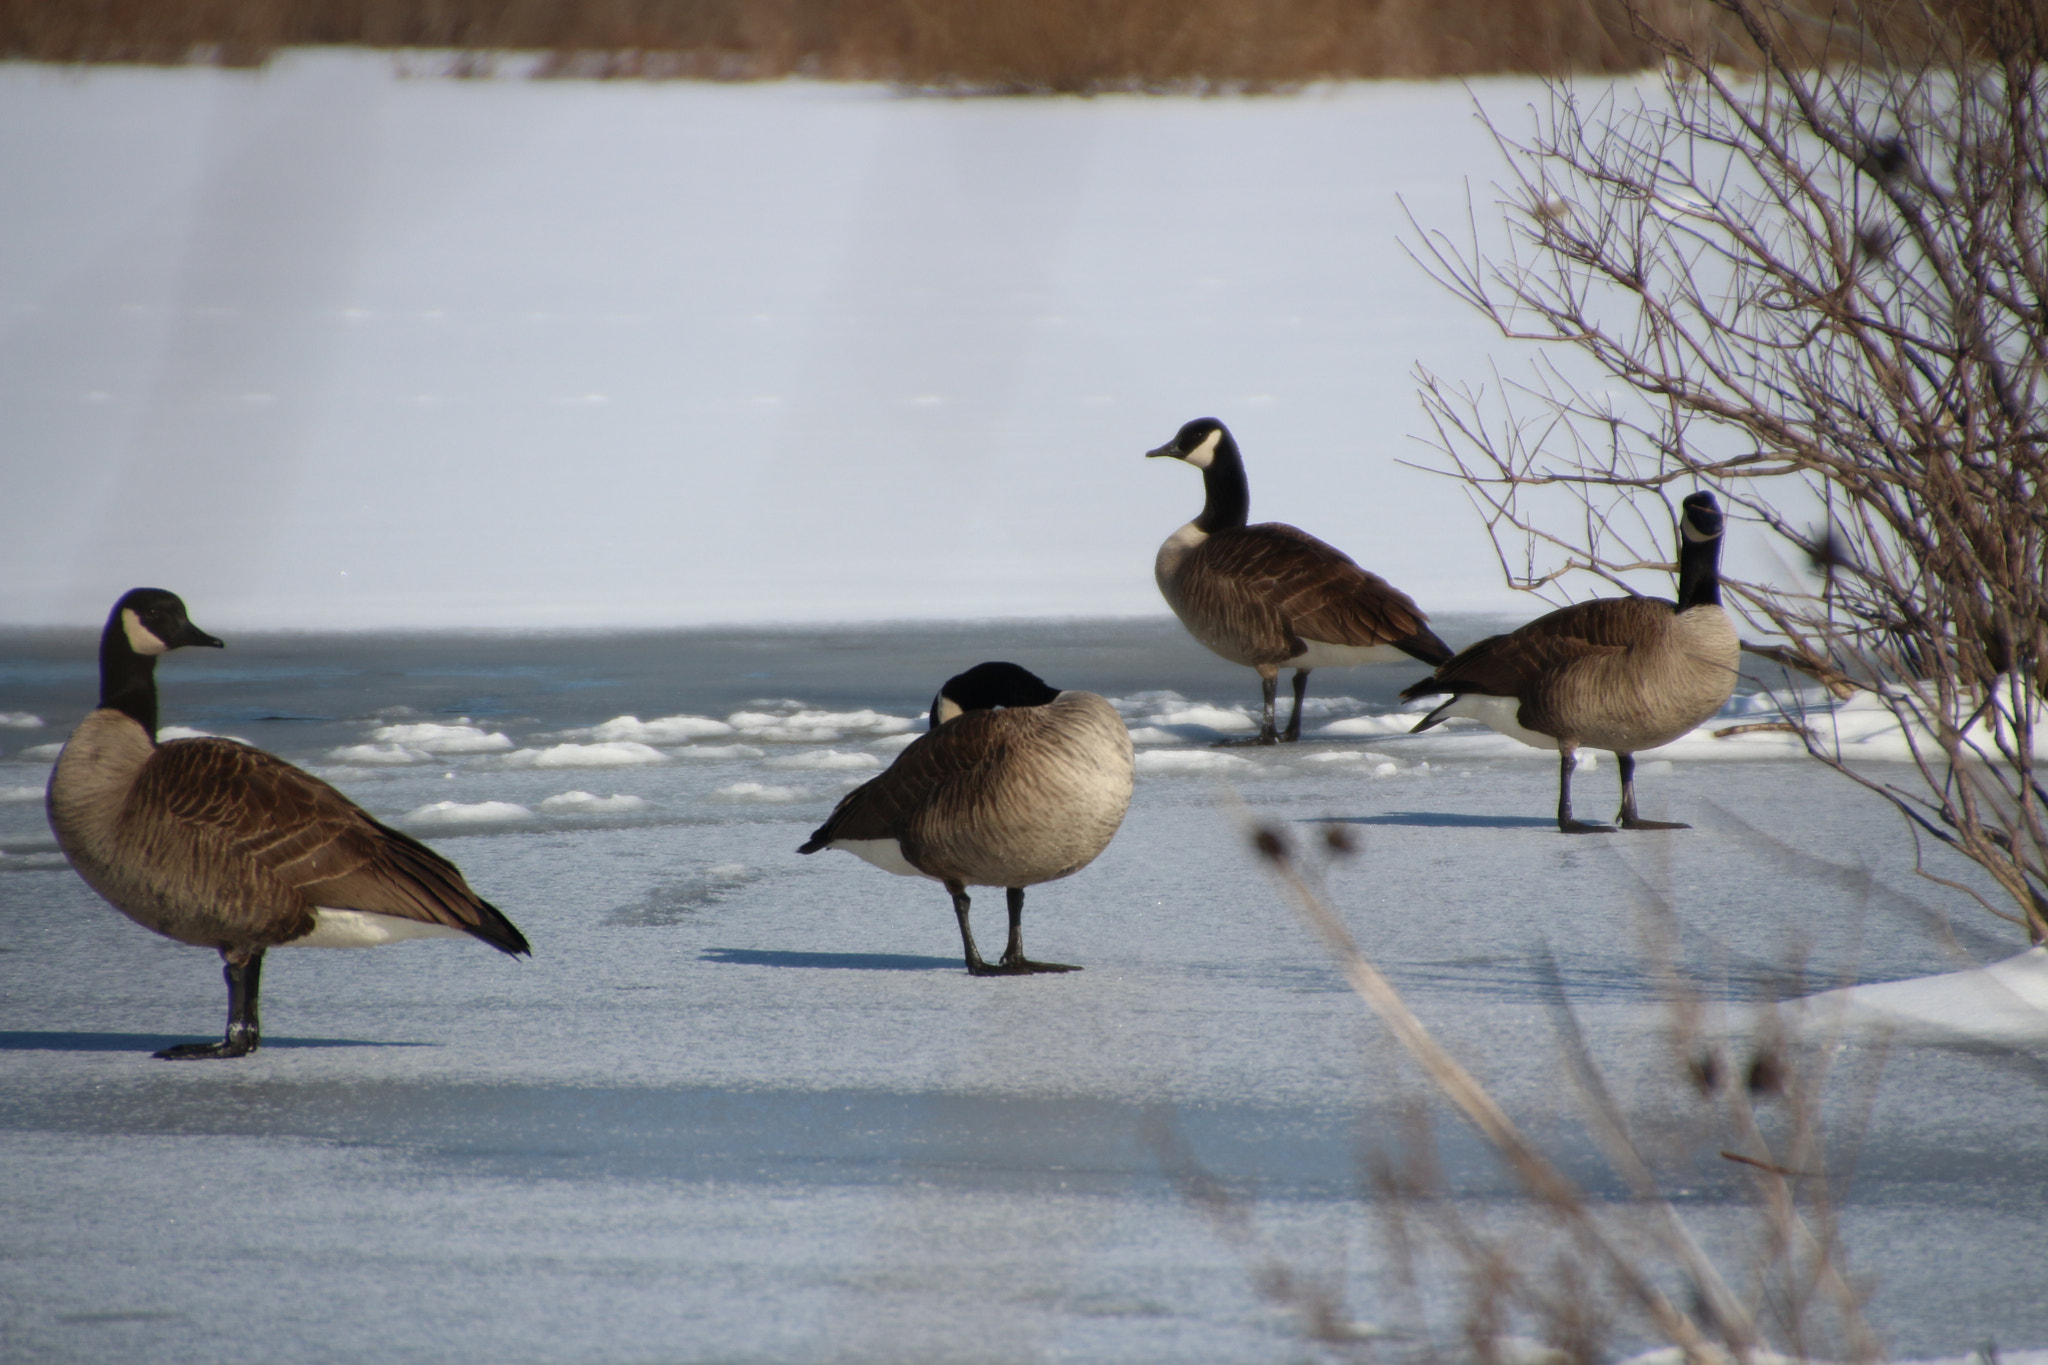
1677 531 1723 609
1196 435 1250 533
98 615 160 738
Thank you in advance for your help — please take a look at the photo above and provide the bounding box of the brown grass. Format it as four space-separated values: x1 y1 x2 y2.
0 0 1751 89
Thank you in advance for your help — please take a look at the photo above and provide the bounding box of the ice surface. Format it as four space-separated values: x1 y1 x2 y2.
0 785 42 802
1 621 2046 1360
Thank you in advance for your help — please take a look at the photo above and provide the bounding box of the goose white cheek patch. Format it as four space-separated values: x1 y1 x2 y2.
1183 428 1224 469
120 609 170 656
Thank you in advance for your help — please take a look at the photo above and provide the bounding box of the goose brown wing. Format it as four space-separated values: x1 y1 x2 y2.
1199 524 1448 662
1405 597 1676 699
136 739 529 954
798 716 1006 853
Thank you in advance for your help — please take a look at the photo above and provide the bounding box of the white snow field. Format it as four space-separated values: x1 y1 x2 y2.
1 620 2044 1364
0 52 1668 634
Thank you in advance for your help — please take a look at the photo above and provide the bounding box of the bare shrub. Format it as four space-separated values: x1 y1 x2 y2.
1409 0 2048 941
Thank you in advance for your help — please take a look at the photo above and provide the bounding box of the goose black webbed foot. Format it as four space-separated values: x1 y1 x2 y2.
1619 817 1690 831
1216 732 1279 747
973 955 1081 976
154 1034 258 1060
1558 818 1617 835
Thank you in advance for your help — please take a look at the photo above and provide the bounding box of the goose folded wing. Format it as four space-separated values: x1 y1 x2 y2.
1204 525 1429 647
138 738 523 946
800 719 1005 850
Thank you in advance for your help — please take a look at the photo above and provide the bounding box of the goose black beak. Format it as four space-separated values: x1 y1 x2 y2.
178 625 226 649
1144 440 1181 460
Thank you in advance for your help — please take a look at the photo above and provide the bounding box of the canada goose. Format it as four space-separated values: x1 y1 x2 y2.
1147 418 1452 744
45 588 530 1059
797 662 1134 975
1400 492 1741 833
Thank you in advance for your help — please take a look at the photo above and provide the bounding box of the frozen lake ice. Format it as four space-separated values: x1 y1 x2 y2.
2 618 2044 1363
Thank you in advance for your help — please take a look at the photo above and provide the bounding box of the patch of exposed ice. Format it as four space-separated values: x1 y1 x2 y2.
0 712 41 728
503 741 668 768
403 799 534 825
711 781 809 803
367 721 513 754
568 714 734 744
538 790 649 814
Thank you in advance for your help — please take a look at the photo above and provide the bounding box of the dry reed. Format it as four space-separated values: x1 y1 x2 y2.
1 0 1754 88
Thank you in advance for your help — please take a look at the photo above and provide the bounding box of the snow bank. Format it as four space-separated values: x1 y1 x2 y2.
567 714 734 744
1143 703 1256 733
711 781 810 803
673 743 767 762
0 784 42 803
0 712 40 728
367 721 513 754
726 708 917 743
763 750 883 771
1135 749 1254 775
538 791 649 814
503 741 668 769
403 799 534 826
328 742 431 765
1806 948 2048 1047
1317 713 1421 738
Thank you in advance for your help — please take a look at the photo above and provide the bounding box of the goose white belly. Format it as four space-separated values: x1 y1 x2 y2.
828 838 932 880
290 909 471 948
1439 694 1562 751
1290 638 1412 669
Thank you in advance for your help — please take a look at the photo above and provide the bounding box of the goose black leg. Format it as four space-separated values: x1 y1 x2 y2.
946 879 998 975
1221 669 1282 746
1557 747 1615 834
1281 669 1311 743
1617 753 1689 830
995 886 1079 975
157 948 263 1059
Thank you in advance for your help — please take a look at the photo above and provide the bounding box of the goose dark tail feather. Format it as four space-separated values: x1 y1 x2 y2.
1397 627 1454 669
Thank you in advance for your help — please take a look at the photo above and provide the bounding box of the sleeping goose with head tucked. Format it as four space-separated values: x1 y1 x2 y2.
798 662 1133 975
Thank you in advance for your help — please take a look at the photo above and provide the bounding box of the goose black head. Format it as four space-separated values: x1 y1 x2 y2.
1679 492 1724 544
109 588 225 657
1146 418 1233 470
930 662 1062 729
